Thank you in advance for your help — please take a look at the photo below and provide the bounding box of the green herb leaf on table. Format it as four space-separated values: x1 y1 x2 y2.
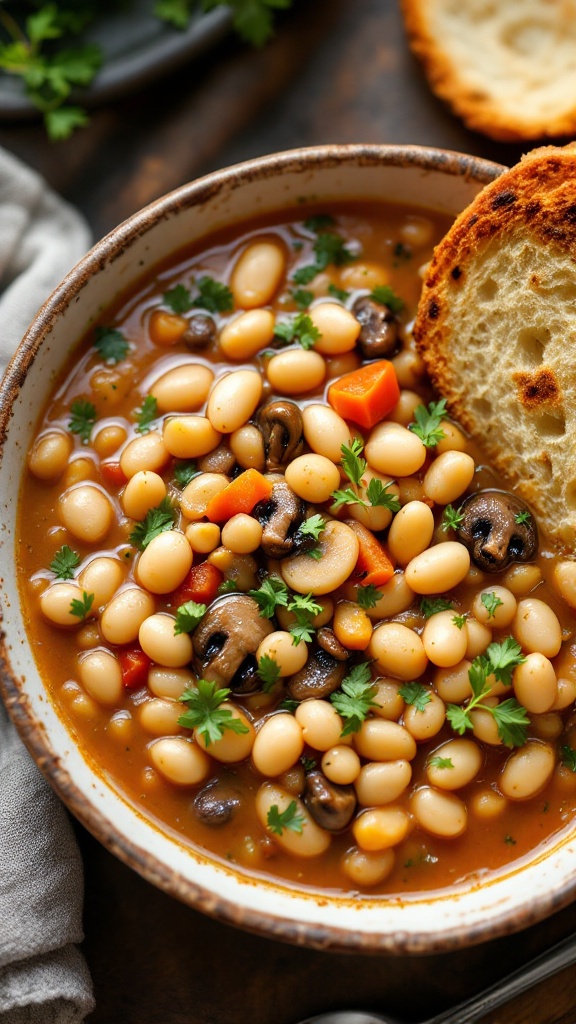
93 326 129 364
266 800 305 836
178 678 249 746
50 544 80 579
174 600 207 635
68 399 96 444
330 662 378 736
409 398 448 448
129 498 177 550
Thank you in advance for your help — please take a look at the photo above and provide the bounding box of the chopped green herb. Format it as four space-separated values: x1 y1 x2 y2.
481 591 504 620
93 326 129 364
303 214 335 232
340 437 366 487
279 697 300 713
485 637 526 686
399 682 431 712
369 284 404 315
365 477 401 512
446 639 529 747
290 287 314 310
129 498 177 550
356 584 382 610
515 509 532 525
428 756 454 770
327 283 350 302
257 654 281 692
134 395 158 434
49 544 80 580
393 241 412 263
293 229 357 285
218 579 238 594
174 601 207 635
420 597 454 618
163 283 193 314
200 0 294 48
504 834 517 846
409 398 448 448
266 800 305 836
69 590 94 620
330 662 378 736
442 504 465 532
296 513 326 559
192 275 233 314
68 399 96 444
178 678 249 746
249 576 289 618
274 312 321 350
560 744 576 772
287 592 322 645
174 460 199 488
452 613 467 630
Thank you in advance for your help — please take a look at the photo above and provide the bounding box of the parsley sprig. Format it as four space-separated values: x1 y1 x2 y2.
70 590 94 620
274 312 321 350
178 678 249 746
50 544 80 579
174 601 207 635
293 225 357 285
330 662 378 736
409 398 448 448
93 326 129 365
249 575 289 618
446 638 529 747
134 395 159 434
129 498 177 550
266 799 305 836
257 654 281 692
369 284 404 315
398 682 431 712
331 439 401 513
68 399 97 444
356 583 382 610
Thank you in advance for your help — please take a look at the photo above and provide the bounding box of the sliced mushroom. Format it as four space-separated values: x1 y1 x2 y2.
287 647 346 701
192 594 273 685
458 489 538 572
317 626 350 661
193 776 244 827
252 480 306 559
257 400 305 472
183 313 216 349
352 295 399 359
198 442 236 475
304 769 357 831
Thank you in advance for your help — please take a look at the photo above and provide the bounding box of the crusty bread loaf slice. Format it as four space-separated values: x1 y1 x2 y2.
401 0 576 142
413 143 576 550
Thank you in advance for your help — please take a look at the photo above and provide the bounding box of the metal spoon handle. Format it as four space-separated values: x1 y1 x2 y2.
423 929 576 1024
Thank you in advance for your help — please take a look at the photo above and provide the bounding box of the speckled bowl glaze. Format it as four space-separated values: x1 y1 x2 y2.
2 144 575 954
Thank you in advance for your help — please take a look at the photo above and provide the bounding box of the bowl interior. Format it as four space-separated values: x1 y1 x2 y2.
3 143 573 954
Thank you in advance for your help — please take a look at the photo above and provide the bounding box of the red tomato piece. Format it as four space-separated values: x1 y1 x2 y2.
171 561 224 607
119 647 152 689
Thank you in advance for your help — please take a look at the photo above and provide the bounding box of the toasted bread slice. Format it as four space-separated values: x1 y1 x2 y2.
401 0 576 142
413 143 576 549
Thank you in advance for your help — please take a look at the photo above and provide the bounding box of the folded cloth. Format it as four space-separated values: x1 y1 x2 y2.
0 146 95 1023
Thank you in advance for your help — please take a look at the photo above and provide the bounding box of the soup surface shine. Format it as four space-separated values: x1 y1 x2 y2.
18 202 576 897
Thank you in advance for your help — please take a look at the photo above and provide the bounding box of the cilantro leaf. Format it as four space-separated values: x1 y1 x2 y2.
68 399 96 444
249 576 289 618
330 662 377 736
492 699 531 748
274 312 321 350
327 283 350 302
93 326 129 365
163 283 193 313
70 590 94 620
266 800 305 836
293 228 357 284
257 654 281 692
129 498 177 550
408 399 448 448
297 514 326 543
452 613 467 629
365 477 401 512
420 597 454 618
174 601 207 635
560 745 576 772
340 438 366 487
485 637 526 686
192 275 233 313
134 395 158 434
49 544 80 580
174 460 199 488
356 584 382 610
287 592 322 645
178 678 249 746
481 591 504 620
369 285 404 315
428 756 454 770
290 287 314 310
399 682 432 712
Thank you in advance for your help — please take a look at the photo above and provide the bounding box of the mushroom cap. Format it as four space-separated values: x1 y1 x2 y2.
304 769 357 832
192 594 273 685
257 399 304 472
457 488 538 572
352 294 399 359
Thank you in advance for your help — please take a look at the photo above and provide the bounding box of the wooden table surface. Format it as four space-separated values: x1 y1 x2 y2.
1 2 575 1021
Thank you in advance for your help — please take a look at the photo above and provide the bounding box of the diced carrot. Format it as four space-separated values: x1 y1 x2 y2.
205 468 273 523
346 520 395 588
119 647 152 689
100 460 128 488
171 561 223 607
327 359 400 429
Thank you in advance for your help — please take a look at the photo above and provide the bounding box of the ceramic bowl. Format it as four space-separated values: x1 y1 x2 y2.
2 144 575 954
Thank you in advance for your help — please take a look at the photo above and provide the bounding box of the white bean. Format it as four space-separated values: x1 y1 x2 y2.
255 782 331 857
207 370 263 433
404 542 471 595
136 530 192 594
513 598 562 657
100 587 155 645
252 714 304 776
499 740 555 800
411 786 467 838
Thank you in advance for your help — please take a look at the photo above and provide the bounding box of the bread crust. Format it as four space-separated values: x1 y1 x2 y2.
414 143 576 549
401 0 576 142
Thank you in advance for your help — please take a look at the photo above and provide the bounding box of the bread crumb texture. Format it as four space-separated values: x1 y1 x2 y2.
400 0 576 141
414 143 576 549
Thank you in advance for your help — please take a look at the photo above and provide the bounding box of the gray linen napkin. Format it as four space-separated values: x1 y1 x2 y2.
0 146 95 1023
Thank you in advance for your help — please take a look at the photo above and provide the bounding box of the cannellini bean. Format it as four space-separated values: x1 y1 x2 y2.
553 560 576 609
399 217 434 248
387 501 435 566
411 787 467 838
136 530 193 594
281 520 359 595
295 700 343 751
472 586 517 628
256 631 308 677
470 787 507 820
388 390 422 427
185 521 221 553
423 451 475 505
371 678 405 721
180 473 229 520
530 712 563 741
78 556 125 608
40 582 87 627
469 698 502 746
149 737 211 785
28 430 72 480
355 759 412 806
231 240 286 308
219 308 275 360
499 740 555 800
390 348 426 389
59 484 114 543
207 370 263 434
340 261 390 289
354 719 417 761
503 563 542 597
302 404 353 463
421 610 468 667
308 302 360 355
365 422 426 477
403 690 446 741
163 415 222 459
368 622 428 680
553 676 576 711
513 598 562 657
285 453 340 503
465 618 492 660
78 649 122 706
221 514 262 554
140 698 184 736
63 457 95 488
362 572 415 620
252 713 304 776
255 782 331 857
120 431 169 478
345 470 400 532
321 745 361 785
148 666 195 700
352 806 410 851
426 739 482 790
434 660 473 705
100 587 155 645
435 421 468 454
513 653 557 714
341 847 395 887
195 704 255 762
139 613 193 667
150 363 214 412
266 349 326 395
121 470 167 519
404 542 471 595
229 424 265 470
92 424 128 459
